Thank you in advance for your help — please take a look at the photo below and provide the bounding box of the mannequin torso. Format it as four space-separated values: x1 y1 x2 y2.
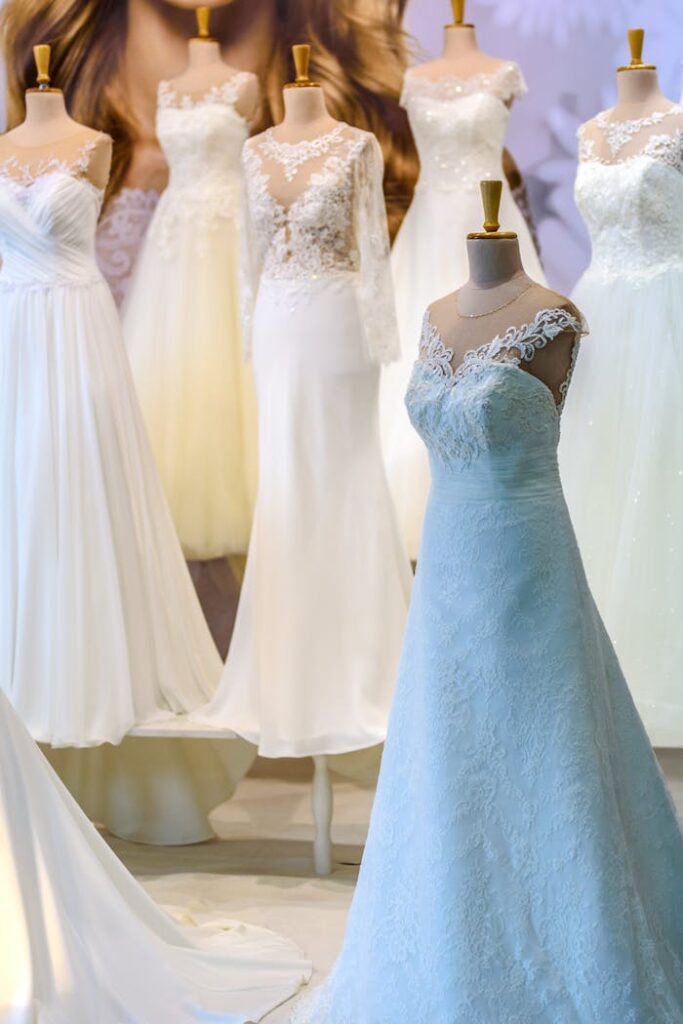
166 38 260 121
428 238 577 405
411 26 509 84
0 90 112 189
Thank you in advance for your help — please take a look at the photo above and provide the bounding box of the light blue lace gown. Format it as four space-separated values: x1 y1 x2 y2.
292 306 683 1023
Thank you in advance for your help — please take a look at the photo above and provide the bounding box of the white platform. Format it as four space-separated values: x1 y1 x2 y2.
127 717 239 740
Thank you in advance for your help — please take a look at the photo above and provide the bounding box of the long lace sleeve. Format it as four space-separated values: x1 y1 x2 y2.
354 135 401 365
239 144 262 360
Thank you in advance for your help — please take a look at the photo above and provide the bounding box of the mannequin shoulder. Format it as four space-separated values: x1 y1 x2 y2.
80 129 113 190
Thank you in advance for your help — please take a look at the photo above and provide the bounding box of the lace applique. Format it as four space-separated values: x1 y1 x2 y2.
96 187 160 307
240 128 400 364
258 123 347 182
0 137 103 190
401 61 526 107
595 104 683 156
419 306 586 411
157 72 253 112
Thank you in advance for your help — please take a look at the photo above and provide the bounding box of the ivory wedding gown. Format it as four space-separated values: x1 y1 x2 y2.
381 61 545 558
123 75 258 559
559 108 683 746
0 139 222 747
192 125 412 757
292 306 683 1023
0 687 310 1023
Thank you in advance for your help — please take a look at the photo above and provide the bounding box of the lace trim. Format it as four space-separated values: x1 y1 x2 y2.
594 104 683 156
157 72 253 111
579 127 683 175
402 61 526 105
258 123 347 182
0 137 103 190
419 306 587 411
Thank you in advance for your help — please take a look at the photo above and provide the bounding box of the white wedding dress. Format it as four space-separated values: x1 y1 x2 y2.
0 139 223 747
559 107 683 746
0 687 310 1023
192 125 412 757
123 75 258 559
381 62 545 558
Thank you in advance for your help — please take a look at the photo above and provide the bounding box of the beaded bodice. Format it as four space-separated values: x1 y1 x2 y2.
576 109 683 282
240 124 399 363
405 307 586 497
0 141 103 287
401 62 526 193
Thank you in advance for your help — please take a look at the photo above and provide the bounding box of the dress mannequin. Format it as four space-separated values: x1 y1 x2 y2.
581 29 683 159
0 45 111 189
411 0 509 82
429 181 577 403
166 6 259 119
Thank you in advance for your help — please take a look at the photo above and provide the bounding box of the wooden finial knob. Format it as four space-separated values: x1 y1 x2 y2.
33 43 51 88
451 0 465 24
196 6 211 39
293 44 311 83
618 27 656 72
467 180 517 239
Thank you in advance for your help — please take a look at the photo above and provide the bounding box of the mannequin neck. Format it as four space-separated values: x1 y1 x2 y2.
466 237 525 288
614 68 667 113
280 85 333 130
187 38 223 69
442 25 480 61
24 89 72 127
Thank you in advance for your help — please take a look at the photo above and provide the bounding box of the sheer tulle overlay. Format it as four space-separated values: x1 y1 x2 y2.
123 77 258 559
381 63 546 558
292 309 683 1022
0 688 311 1023
0 157 222 747
560 116 683 745
192 127 412 756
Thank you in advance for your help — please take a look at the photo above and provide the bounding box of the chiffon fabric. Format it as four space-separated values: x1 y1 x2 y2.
0 141 221 747
192 126 412 757
292 307 683 1023
559 110 683 746
123 75 258 559
0 688 311 1023
381 61 545 558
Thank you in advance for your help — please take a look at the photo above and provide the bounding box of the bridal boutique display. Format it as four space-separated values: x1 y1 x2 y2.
559 44 683 746
381 56 545 557
123 69 259 560
0 133 224 747
192 119 412 757
292 292 683 1022
0 687 311 1023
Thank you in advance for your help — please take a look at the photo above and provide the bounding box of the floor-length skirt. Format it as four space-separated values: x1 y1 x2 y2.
559 266 683 746
0 688 311 1023
193 276 412 757
123 196 257 559
381 183 545 559
0 278 225 748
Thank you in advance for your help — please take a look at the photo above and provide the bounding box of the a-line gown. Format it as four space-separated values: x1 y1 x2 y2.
0 686 311 1023
291 305 683 1023
381 60 545 559
559 106 683 746
192 124 412 757
123 73 258 560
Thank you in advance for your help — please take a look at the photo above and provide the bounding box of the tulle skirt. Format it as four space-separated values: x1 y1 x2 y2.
0 688 311 1023
381 182 545 559
559 266 683 746
0 278 222 747
193 275 412 757
123 196 257 559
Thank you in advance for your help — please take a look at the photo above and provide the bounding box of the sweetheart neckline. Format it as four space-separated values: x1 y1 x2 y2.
0 169 104 199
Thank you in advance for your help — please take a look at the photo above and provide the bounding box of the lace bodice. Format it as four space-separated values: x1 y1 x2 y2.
241 124 399 363
0 141 103 288
406 307 586 486
401 62 526 193
576 112 683 282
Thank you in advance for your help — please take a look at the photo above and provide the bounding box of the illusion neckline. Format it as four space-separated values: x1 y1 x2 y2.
157 73 252 116
405 61 517 89
263 122 348 153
